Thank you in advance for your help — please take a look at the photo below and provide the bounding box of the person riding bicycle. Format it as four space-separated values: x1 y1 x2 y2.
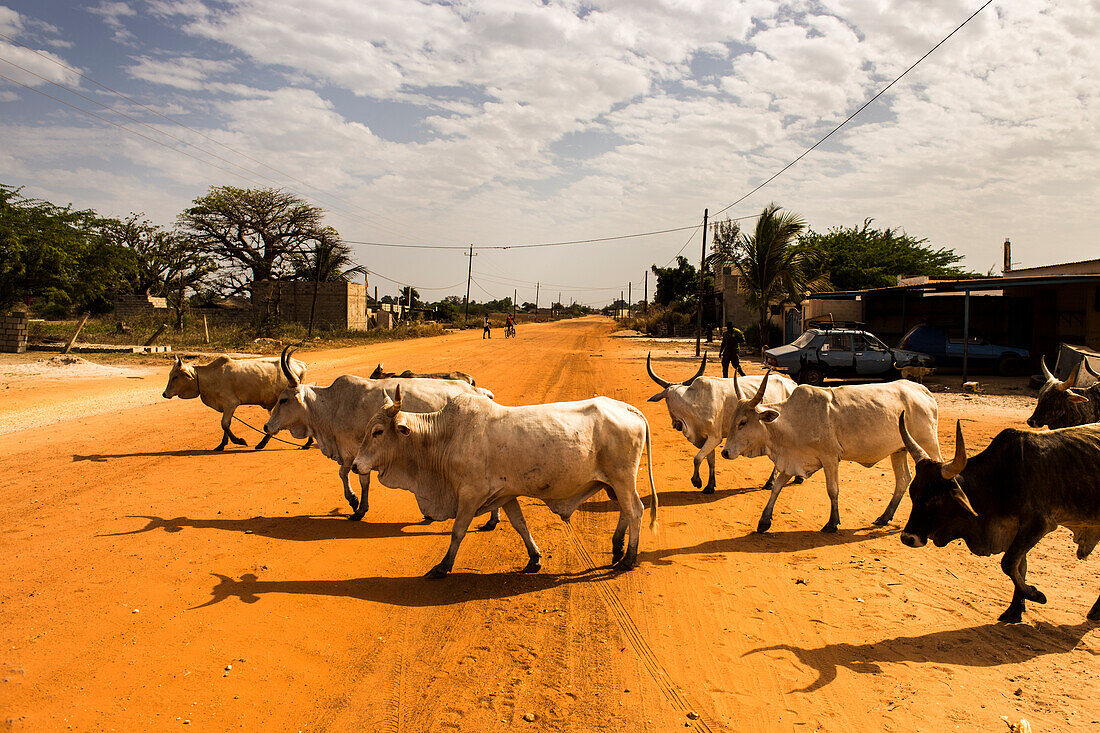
505 314 516 337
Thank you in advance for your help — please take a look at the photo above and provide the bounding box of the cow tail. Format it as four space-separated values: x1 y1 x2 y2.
643 413 659 532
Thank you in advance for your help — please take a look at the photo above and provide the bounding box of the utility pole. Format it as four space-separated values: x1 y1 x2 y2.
644 270 648 314
535 282 540 316
695 208 709 357
463 244 476 324
513 289 517 319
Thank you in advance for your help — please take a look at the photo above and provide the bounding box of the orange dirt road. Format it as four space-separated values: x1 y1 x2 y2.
1 317 1097 732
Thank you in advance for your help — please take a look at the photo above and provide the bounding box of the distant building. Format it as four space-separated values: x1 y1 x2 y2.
251 280 367 330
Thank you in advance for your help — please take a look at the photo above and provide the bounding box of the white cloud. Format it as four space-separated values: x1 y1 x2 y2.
126 55 234 90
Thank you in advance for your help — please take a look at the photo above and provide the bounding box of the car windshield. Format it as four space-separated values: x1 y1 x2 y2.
863 333 888 350
789 331 817 348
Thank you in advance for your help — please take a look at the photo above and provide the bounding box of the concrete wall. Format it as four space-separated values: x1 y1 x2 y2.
0 314 28 353
114 294 170 320
716 266 756 329
252 281 367 330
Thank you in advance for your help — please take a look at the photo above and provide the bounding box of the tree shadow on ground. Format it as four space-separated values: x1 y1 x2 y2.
745 620 1099 693
638 526 899 565
194 567 618 609
98 512 447 542
580 485 762 513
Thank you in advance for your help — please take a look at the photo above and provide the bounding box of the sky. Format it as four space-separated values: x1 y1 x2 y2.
1 0 1097 307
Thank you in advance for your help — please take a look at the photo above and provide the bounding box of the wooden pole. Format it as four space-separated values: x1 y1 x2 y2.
644 270 648 314
535 282 540 316
463 244 475 324
203 315 210 344
62 313 90 355
695 208 709 357
144 323 168 347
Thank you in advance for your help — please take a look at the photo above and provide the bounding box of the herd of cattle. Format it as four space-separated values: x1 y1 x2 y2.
162 347 1100 623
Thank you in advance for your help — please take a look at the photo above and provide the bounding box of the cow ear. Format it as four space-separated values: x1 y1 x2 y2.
758 408 780 423
1066 389 1089 404
647 390 667 403
393 415 411 436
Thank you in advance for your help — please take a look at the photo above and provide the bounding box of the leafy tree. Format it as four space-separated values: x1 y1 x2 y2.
799 218 971 291
650 256 699 307
707 216 741 272
178 186 331 295
0 184 133 315
735 203 826 346
399 286 421 307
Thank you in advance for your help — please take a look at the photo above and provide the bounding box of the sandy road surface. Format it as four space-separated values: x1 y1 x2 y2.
1 317 1097 732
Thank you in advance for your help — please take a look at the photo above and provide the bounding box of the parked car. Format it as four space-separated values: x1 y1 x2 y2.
896 324 1029 376
764 324 932 385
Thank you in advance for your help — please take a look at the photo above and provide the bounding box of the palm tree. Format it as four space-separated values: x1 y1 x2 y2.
294 227 366 282
735 203 825 347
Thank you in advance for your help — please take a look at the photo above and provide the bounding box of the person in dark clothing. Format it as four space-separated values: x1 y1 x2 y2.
483 315 491 339
719 322 746 378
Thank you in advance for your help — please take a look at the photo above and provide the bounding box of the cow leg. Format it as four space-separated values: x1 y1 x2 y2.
346 466 370 521
301 437 313 450
501 499 541 573
999 525 1049 620
821 460 842 532
220 405 247 447
1088 593 1100 622
214 429 230 451
999 556 1029 623
254 433 272 450
611 487 644 571
874 451 911 526
756 471 793 533
426 493 479 578
692 435 721 493
477 508 500 532
611 510 629 565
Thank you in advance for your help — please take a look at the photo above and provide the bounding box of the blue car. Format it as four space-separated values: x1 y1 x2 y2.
764 326 933 385
896 325 1029 376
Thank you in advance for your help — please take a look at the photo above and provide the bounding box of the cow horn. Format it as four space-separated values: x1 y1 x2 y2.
646 352 671 389
940 420 968 480
174 355 182 367
681 353 708 386
1084 359 1100 380
1063 361 1081 389
748 369 771 408
950 483 978 517
281 345 299 389
1040 356 1058 386
392 384 402 412
898 412 929 463
733 371 744 400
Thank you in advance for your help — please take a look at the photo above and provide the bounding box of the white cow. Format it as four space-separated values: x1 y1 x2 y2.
162 354 309 451
352 386 658 577
720 373 941 533
264 347 498 525
646 353 797 493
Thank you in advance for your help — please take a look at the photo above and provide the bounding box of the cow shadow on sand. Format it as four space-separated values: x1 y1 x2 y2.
745 620 1099 693
580 485 761 513
637 525 898 565
73 446 302 462
194 567 615 609
98 512 448 542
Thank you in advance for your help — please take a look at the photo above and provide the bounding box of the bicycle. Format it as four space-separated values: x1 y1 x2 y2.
505 323 516 338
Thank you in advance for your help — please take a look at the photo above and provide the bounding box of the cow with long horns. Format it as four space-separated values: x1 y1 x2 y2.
720 373 941 532
264 347 499 523
162 354 309 451
1027 357 1100 429
898 414 1100 622
646 353 797 493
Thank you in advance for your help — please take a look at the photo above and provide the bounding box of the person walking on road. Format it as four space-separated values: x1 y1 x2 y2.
482 314 492 339
719 322 746 378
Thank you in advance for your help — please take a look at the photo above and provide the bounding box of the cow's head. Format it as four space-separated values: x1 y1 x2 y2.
369 363 385 379
898 413 977 548
353 385 414 482
162 356 199 399
264 346 311 439
645 352 707 433
719 371 778 460
1026 358 1093 429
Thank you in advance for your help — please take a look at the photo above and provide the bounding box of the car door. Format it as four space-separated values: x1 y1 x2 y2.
854 333 893 376
818 333 854 375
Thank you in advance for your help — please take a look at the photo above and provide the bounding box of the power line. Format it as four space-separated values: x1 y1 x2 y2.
344 223 701 251
712 0 994 218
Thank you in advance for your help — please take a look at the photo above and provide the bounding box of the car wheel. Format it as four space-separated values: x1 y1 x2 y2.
799 366 824 386
998 355 1024 377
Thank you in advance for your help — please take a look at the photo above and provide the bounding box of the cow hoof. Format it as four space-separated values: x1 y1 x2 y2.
702 486 715 495
998 607 1024 624
478 520 499 532
232 437 248 446
346 496 360 512
424 565 450 579
520 558 541 573
1087 606 1100 622
755 519 772 534
611 557 636 571
690 475 702 489
1025 587 1047 604
213 444 227 452
821 523 839 533
792 477 804 485
872 515 891 527
348 511 365 521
